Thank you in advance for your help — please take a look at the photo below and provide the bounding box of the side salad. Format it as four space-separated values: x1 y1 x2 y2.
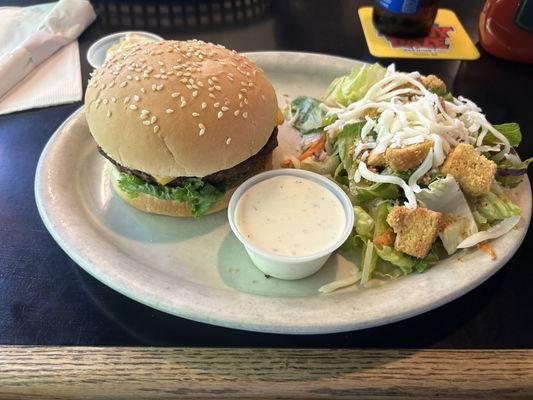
283 63 531 293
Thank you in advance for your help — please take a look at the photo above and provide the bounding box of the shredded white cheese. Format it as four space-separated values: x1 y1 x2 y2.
322 68 512 208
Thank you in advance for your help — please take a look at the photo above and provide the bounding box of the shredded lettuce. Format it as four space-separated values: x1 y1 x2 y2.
484 122 522 147
458 216 521 248
322 63 387 106
300 155 340 176
353 206 375 238
468 191 521 226
117 173 225 218
416 175 478 255
289 96 333 134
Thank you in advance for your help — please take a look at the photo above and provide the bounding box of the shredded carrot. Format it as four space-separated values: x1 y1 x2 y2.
374 228 396 246
281 159 294 168
477 241 496 260
298 134 326 161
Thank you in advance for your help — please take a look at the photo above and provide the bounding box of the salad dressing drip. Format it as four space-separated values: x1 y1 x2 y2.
234 175 345 257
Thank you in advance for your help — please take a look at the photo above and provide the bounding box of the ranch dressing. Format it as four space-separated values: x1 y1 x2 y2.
234 175 345 257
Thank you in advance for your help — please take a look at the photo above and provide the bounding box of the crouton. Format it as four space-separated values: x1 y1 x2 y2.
385 140 433 172
366 149 386 167
421 74 446 93
386 206 443 259
441 143 496 196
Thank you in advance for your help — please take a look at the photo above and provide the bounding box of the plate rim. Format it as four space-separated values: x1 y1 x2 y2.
35 51 532 334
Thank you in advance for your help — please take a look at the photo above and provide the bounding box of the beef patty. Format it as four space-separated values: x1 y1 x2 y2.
98 127 278 187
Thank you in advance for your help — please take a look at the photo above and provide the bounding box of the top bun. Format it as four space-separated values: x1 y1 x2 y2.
85 40 278 178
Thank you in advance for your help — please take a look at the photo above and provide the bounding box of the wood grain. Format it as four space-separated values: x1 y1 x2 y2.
0 347 532 399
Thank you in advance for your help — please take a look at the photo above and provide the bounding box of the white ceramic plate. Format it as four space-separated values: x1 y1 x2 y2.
35 52 531 334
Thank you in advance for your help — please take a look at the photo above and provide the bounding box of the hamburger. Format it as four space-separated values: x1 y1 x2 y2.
85 39 279 217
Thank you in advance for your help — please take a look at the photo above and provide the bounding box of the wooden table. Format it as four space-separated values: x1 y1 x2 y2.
2 347 532 399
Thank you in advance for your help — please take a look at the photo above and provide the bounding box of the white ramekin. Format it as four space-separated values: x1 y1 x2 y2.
228 169 354 280
87 31 164 68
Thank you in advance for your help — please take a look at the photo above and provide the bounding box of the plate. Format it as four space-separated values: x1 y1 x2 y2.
35 52 532 334
86 31 163 68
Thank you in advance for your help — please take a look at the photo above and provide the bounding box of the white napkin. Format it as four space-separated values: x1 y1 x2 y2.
0 0 95 115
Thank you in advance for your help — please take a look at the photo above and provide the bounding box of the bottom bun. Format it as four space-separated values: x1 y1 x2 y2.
108 155 272 217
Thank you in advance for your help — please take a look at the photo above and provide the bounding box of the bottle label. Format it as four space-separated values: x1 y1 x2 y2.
376 0 421 14
515 0 533 32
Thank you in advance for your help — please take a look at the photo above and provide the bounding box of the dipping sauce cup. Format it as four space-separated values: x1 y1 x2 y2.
228 169 354 280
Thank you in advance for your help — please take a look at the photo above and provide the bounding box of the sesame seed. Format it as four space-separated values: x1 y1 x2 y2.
214 102 220 108
134 76 140 81
197 81 204 87
180 78 188 83
248 82 254 87
192 112 199 117
180 99 187 108
133 95 140 102
208 79 213 85
198 123 206 130
107 110 112 118
129 104 138 110
140 88 146 93
208 87 214 92
234 110 240 116
161 75 168 80
141 109 150 115
192 91 198 97
154 74 161 79
241 81 247 87
209 93 216 99
124 97 131 104
103 99 109 105
176 71 183 77
199 129 205 136
166 109 174 114
244 98 249 104
111 97 117 103
242 112 248 119
151 116 157 124
238 94 243 99
214 85 221 91
226 137 231 144
109 81 115 87
143 120 151 125
120 82 127 87
227 75 234 81
126 75 132 80
153 125 160 133
184 72 191 77
171 92 180 98
152 84 157 91
201 102 207 109
217 111 223 119
186 85 193 90
188 78 194 84
239 102 244 108
158 61 164 66
156 84 163 91
212 76 219 82
221 106 229 111
240 89 247 93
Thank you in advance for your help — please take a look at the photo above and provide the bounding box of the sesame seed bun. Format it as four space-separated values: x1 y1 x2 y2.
85 39 278 178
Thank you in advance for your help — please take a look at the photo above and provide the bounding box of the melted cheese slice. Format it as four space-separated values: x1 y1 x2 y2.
153 175 175 185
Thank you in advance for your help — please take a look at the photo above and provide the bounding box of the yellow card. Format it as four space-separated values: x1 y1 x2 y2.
358 7 480 60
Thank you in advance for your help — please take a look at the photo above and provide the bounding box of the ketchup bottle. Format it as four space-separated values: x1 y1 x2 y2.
479 0 533 63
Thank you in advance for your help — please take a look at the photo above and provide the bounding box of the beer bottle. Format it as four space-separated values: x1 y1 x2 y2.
373 0 439 38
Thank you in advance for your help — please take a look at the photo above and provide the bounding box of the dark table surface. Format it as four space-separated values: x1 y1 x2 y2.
0 0 531 348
